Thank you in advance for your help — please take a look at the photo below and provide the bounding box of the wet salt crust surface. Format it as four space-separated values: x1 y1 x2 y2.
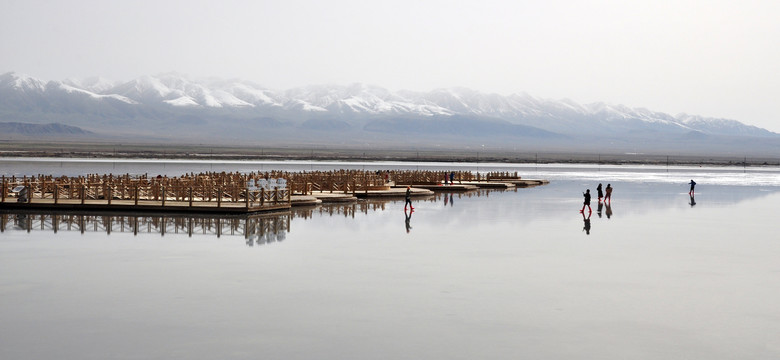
2 160 780 359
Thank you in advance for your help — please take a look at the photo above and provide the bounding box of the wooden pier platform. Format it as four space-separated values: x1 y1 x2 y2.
488 178 549 187
290 195 322 206
395 184 479 192
1 170 546 214
357 187 434 199
457 181 515 189
308 191 358 203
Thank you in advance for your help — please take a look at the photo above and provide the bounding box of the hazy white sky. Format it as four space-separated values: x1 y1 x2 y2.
2 0 779 131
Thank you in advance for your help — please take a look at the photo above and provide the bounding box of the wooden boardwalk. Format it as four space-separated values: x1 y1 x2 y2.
396 183 479 191
395 179 548 191
488 179 550 187
1 170 545 213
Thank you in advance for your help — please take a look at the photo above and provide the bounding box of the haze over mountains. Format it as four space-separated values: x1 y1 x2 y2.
1 71 778 156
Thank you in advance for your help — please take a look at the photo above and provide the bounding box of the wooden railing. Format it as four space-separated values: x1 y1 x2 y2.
0 173 290 207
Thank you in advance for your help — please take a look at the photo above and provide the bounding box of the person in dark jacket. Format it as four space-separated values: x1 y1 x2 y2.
580 189 591 213
689 180 696 195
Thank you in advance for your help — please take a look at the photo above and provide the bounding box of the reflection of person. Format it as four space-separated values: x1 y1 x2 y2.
604 184 613 202
404 209 413 233
15 213 28 230
605 203 612 219
689 194 696 207
405 186 414 210
596 183 603 202
449 193 453 207
582 211 591 235
688 180 696 195
444 193 448 206
597 202 603 218
580 189 592 213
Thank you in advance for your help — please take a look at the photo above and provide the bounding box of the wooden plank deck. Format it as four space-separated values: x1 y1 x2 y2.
395 184 479 192
307 191 358 203
487 178 549 187
290 195 322 206
356 187 434 199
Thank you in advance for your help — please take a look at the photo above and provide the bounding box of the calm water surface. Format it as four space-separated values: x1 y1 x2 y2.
2 159 779 359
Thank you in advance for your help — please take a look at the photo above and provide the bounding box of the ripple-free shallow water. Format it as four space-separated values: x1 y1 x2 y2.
2 159 779 359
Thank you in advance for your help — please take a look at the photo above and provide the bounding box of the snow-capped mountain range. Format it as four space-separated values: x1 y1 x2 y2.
1 71 777 154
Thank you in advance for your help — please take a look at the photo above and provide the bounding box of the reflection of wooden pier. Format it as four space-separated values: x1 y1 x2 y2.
1 210 290 244
1 189 518 245
1 170 546 213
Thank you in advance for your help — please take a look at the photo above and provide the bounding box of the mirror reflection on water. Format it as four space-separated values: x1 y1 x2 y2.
2 159 780 359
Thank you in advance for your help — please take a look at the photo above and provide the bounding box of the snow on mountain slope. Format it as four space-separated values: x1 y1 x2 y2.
211 89 253 107
0 72 47 92
285 99 328 112
105 74 257 107
63 77 120 93
677 114 774 136
222 82 281 106
164 96 199 107
56 83 138 104
109 75 175 100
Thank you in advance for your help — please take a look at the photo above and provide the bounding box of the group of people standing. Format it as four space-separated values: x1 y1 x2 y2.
581 183 612 213
443 171 456 185
581 183 614 235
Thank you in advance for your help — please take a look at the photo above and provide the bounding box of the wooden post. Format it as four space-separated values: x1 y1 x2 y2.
1 177 5 203
217 187 222 208
161 185 166 206
54 184 59 204
134 185 139 205
246 187 250 209
189 187 193 207
81 184 85 204
260 188 264 206
108 187 112 205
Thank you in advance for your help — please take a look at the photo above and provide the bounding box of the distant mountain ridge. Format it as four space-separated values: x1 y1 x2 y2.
1 71 777 155
0 121 92 136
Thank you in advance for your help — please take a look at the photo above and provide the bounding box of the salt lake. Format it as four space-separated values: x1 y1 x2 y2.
2 158 779 359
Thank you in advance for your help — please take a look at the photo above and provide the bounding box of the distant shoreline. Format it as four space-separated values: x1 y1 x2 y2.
1 141 778 167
